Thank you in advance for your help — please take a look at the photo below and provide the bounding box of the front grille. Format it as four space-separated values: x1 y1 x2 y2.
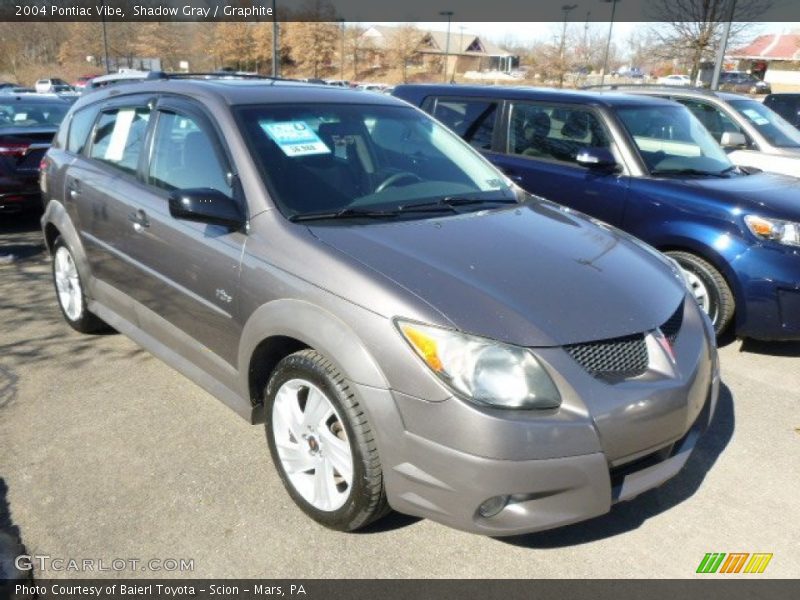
564 300 684 381
660 300 684 344
565 333 649 381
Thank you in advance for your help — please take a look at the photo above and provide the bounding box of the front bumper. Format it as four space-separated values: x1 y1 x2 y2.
358 301 719 535
733 242 800 340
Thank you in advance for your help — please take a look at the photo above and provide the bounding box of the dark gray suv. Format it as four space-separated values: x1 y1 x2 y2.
40 75 719 536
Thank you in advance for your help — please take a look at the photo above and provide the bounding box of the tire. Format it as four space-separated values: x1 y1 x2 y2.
51 236 108 334
264 349 389 531
667 250 735 336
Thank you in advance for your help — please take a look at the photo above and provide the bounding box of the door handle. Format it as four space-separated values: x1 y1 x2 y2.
128 209 150 231
501 167 523 183
67 180 81 200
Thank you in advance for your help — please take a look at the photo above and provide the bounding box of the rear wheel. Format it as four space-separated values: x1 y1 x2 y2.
264 349 389 531
667 250 735 336
51 236 108 334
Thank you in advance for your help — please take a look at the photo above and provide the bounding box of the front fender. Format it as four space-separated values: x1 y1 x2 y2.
237 298 390 397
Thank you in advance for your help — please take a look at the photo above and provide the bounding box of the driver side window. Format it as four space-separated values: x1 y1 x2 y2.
148 111 232 196
676 99 745 144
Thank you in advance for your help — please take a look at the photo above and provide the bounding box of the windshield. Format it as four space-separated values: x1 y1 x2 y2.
615 105 734 175
235 103 515 220
728 99 800 148
0 101 68 128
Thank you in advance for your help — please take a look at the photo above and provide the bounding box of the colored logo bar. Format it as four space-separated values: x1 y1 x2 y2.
697 553 773 574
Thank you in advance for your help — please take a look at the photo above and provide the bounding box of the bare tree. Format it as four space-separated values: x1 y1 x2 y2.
647 0 771 80
387 25 424 83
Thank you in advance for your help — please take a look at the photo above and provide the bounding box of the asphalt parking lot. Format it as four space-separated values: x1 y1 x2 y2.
0 213 798 579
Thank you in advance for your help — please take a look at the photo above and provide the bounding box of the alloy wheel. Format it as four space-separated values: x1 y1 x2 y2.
271 378 354 512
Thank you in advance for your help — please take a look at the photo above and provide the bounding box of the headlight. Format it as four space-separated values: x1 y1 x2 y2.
744 215 800 247
396 320 561 410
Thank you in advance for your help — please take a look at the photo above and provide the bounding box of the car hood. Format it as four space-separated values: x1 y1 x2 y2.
657 171 800 220
308 202 685 347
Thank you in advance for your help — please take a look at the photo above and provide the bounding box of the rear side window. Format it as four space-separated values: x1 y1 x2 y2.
430 98 498 150
67 105 100 154
147 111 232 195
89 106 150 175
508 102 612 165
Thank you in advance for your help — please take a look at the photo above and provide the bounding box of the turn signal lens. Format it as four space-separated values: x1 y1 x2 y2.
400 324 444 372
745 214 800 247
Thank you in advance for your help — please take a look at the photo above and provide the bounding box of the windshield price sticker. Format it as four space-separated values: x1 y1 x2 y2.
261 121 331 157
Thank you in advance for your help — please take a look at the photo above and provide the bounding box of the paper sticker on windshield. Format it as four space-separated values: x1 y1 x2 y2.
261 121 330 157
742 108 770 126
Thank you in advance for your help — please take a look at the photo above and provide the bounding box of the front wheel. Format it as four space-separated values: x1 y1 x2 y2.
667 250 735 336
264 349 389 531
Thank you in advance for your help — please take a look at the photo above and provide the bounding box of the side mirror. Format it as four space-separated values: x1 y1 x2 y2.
576 147 619 171
720 131 747 148
168 188 243 229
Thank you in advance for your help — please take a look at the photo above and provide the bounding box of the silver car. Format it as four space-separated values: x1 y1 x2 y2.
595 85 800 177
40 75 719 535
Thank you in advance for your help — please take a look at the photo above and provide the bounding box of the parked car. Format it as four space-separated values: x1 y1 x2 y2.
34 78 71 94
1 95 70 213
394 84 800 341
718 71 771 95
763 93 800 129
657 74 691 86
72 75 99 91
589 85 800 177
40 76 718 536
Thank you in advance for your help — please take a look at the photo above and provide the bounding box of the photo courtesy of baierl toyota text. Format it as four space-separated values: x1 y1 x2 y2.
0 1 798 599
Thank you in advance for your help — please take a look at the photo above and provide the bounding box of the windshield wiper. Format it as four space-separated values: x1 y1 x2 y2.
651 168 728 178
289 196 518 222
399 196 518 212
288 207 402 222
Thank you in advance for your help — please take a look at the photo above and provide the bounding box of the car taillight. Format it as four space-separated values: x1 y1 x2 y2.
0 142 30 157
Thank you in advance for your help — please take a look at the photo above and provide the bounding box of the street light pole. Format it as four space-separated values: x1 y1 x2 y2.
711 0 737 90
271 0 279 77
600 0 620 86
559 4 577 88
440 11 454 83
337 18 346 81
101 0 110 73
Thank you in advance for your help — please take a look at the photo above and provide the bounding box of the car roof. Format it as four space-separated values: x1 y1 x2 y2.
586 85 750 103
77 78 407 109
394 84 678 108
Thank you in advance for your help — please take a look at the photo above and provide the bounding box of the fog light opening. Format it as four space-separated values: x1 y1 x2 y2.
478 495 509 518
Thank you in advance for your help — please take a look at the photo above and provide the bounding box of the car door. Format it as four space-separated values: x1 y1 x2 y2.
116 97 246 382
490 101 630 227
68 95 153 320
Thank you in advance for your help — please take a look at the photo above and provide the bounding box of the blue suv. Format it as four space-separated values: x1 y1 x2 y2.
394 85 800 341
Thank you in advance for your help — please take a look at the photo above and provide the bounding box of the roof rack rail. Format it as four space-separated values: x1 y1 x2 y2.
582 83 716 95
145 71 298 82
